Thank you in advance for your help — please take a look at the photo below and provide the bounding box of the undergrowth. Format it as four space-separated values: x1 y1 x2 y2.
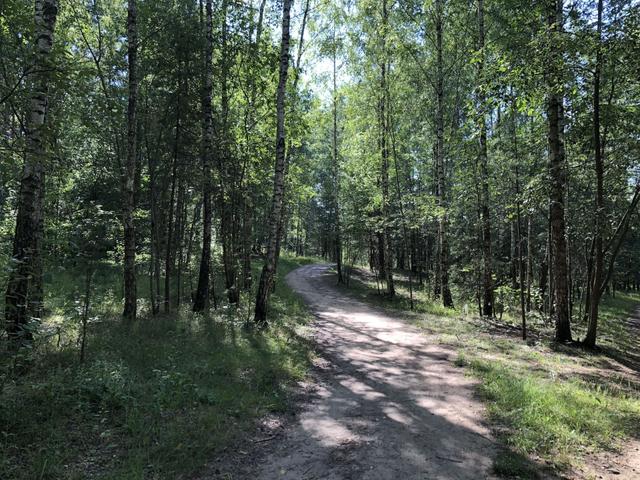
0 256 315 480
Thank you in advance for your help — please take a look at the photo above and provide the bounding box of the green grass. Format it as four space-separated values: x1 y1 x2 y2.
335 266 459 319
451 295 640 475
466 355 640 469
0 256 315 480
340 267 640 477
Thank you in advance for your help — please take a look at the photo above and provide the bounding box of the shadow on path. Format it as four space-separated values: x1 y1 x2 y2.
248 264 498 479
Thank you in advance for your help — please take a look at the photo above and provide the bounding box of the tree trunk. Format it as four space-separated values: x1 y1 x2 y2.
122 0 138 321
380 0 395 297
512 105 527 339
585 0 604 348
434 0 453 307
390 107 415 310
193 0 214 313
254 0 292 325
517 196 526 340
79 265 94 363
332 28 344 285
175 178 186 307
547 0 572 342
272 0 309 284
510 221 517 289
147 130 161 315
164 106 180 313
526 216 533 311
239 0 267 293
186 200 202 297
242 194 253 290
219 0 239 305
5 0 58 349
477 0 493 317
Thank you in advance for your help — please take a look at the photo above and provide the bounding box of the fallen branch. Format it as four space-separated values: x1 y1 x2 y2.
252 435 277 443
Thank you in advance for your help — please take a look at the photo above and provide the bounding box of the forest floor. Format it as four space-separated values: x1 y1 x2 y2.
210 264 640 480
0 257 317 480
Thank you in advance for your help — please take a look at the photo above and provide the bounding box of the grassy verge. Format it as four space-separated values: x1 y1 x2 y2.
0 256 315 480
335 266 459 319
345 268 640 477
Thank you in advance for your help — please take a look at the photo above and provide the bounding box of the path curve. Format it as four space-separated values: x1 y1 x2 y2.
256 263 497 479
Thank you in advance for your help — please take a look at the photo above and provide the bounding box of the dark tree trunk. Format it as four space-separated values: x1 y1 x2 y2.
434 0 453 307
547 0 572 342
272 0 309 285
122 0 138 321
219 0 239 305
239 0 267 293
526 216 533 311
146 129 161 315
477 0 493 317
5 0 58 349
193 0 214 313
186 200 201 297
585 0 604 348
175 179 186 307
390 107 415 310
510 221 517 289
164 106 180 313
512 104 527 339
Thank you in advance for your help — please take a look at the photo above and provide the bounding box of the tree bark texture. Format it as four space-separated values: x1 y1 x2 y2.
5 0 58 349
254 0 293 324
435 0 453 307
547 0 572 342
477 0 493 317
193 0 215 313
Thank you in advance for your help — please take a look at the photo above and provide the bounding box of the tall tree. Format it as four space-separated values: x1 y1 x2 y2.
332 24 344 285
122 0 138 321
254 0 293 324
273 0 310 279
218 0 240 305
193 0 214 313
240 0 268 292
547 0 571 342
477 0 493 317
584 0 605 348
4 0 58 349
164 71 183 314
380 0 395 297
434 0 453 307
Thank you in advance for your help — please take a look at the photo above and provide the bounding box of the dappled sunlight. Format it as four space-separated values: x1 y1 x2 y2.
252 264 499 479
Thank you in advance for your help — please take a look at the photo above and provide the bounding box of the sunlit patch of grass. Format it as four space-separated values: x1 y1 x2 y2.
456 301 640 475
0 256 314 480
468 356 640 468
581 292 640 350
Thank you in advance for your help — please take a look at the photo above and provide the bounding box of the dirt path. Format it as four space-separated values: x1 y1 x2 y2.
251 264 497 479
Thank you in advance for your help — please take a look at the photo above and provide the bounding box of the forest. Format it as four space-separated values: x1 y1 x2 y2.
1 0 640 479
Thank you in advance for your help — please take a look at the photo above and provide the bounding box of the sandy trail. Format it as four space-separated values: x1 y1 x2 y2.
251 263 497 479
